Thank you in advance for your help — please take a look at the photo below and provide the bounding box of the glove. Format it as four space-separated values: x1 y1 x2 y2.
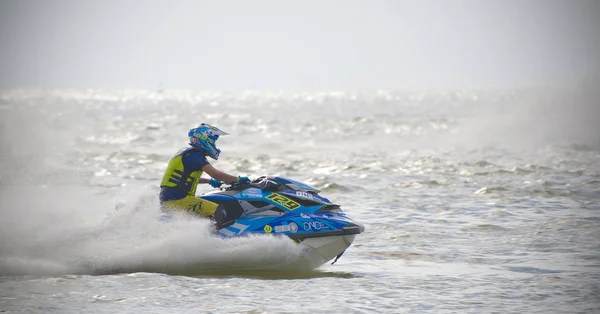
209 178 222 188
237 176 251 184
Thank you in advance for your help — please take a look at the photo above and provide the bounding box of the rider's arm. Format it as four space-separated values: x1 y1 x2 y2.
198 177 212 184
202 164 239 183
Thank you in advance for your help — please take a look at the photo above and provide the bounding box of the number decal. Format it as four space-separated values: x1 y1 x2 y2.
266 193 300 210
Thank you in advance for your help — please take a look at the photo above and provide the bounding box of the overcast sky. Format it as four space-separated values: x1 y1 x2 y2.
1 0 598 90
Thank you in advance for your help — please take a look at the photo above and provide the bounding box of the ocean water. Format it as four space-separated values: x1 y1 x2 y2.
0 88 599 313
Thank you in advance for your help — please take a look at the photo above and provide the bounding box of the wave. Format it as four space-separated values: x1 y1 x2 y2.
0 187 308 277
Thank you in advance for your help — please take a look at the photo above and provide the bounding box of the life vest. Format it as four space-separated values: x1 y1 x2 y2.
160 147 207 200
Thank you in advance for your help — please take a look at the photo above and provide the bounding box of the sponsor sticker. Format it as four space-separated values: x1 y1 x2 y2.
241 188 263 198
264 225 273 233
274 222 298 233
303 221 328 231
295 191 313 199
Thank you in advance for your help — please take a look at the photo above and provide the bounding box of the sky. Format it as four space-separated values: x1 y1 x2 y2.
0 0 599 90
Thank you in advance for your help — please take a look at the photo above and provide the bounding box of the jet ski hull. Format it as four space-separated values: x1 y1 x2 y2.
296 234 357 268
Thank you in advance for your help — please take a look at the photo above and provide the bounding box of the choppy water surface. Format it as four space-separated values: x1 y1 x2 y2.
0 88 599 313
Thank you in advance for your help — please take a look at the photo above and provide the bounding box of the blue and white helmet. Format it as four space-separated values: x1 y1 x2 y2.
188 123 229 160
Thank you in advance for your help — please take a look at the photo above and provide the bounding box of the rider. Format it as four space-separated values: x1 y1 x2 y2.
159 123 250 217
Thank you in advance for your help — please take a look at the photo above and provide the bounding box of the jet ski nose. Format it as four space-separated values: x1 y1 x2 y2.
357 222 365 233
342 222 365 235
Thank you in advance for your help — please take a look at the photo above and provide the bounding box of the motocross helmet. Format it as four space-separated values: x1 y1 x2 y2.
188 123 229 160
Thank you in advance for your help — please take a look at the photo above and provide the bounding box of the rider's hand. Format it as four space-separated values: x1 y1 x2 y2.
209 178 222 188
237 176 251 184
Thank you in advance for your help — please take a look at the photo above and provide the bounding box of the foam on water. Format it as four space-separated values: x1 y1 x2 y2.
0 185 305 276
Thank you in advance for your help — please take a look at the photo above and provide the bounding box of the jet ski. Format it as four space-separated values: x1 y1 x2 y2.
202 176 365 268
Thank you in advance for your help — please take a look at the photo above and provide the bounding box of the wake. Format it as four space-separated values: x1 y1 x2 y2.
0 187 305 276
